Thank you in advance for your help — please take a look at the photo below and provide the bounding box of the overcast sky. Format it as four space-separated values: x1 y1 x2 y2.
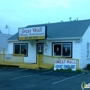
0 0 90 35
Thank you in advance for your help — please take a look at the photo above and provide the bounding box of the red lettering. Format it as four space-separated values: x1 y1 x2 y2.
33 29 36 32
33 27 42 32
67 60 69 63
70 61 72 63
22 30 31 33
59 60 61 63
56 60 59 63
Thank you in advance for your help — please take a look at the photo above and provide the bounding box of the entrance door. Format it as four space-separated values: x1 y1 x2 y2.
37 43 44 54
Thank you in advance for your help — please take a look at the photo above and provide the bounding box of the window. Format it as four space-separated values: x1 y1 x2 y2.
14 43 28 56
53 42 72 57
37 43 44 54
87 43 90 58
62 44 71 56
54 44 61 55
14 44 20 54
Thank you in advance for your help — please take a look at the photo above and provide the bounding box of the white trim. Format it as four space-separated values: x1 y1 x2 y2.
8 37 82 42
52 42 72 57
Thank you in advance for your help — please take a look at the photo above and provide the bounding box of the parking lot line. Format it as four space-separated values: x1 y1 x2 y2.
0 68 28 75
11 70 53 80
53 73 84 84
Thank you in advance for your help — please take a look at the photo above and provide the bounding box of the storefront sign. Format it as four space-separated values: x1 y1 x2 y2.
18 26 46 40
54 60 76 71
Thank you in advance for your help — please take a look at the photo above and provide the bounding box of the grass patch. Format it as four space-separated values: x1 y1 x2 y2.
48 66 83 73
56 68 72 72
55 68 83 73
0 65 18 69
0 65 6 68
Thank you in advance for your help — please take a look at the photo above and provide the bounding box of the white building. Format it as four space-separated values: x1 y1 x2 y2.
8 19 90 69
0 31 12 53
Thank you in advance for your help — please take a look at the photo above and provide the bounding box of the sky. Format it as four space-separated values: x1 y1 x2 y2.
0 0 90 35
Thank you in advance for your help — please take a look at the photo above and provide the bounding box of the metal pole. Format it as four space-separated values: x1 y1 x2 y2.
5 25 10 38
5 25 10 55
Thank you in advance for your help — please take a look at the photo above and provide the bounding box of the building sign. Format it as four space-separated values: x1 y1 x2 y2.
81 82 90 90
18 26 46 40
54 60 76 71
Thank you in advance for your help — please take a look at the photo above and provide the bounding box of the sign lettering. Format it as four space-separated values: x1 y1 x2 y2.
18 26 45 40
54 60 76 71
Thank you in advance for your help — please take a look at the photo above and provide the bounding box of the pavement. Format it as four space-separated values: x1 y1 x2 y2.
0 67 90 90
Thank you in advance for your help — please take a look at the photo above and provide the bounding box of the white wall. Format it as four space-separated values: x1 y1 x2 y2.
46 40 82 58
73 41 82 68
44 40 82 68
8 41 36 63
44 40 52 56
82 25 90 68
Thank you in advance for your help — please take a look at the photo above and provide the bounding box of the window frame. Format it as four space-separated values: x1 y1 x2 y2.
52 42 72 58
13 43 28 57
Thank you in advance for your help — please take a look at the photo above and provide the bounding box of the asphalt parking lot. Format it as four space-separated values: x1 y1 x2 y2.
0 67 90 90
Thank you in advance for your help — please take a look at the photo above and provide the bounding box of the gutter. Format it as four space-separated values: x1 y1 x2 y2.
7 37 82 42
47 37 82 40
8 40 18 42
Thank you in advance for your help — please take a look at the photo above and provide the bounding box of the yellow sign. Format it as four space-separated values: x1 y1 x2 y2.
19 36 45 40
18 26 46 40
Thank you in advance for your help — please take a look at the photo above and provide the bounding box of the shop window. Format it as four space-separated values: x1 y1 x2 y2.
15 44 20 54
53 42 72 57
62 44 71 56
54 44 61 55
14 43 28 56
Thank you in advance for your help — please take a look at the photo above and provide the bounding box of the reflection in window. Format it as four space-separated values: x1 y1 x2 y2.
15 45 20 54
62 44 70 56
14 43 28 56
54 44 61 55
53 43 72 57
21 44 27 55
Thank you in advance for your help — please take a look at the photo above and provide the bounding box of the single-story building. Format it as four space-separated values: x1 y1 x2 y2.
8 19 90 69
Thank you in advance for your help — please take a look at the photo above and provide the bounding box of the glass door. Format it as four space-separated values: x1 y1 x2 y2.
37 43 44 54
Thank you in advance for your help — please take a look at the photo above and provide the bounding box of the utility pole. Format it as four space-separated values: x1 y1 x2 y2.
5 25 10 56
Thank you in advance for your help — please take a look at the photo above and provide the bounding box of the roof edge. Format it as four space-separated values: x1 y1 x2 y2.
8 37 82 41
8 40 18 42
47 37 82 40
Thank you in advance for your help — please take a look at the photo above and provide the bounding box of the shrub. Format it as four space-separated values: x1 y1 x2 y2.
85 64 90 70
76 69 82 73
56 68 72 72
47 66 54 71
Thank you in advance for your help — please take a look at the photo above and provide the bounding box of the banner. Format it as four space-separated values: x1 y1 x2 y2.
18 26 46 40
54 59 76 71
